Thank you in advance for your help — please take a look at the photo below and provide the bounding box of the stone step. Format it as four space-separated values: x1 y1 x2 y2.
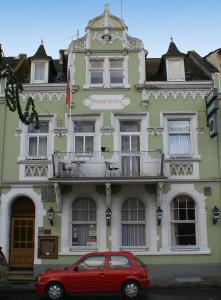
7 271 35 282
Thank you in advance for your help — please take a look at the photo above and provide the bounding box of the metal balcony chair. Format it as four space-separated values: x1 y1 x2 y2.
105 161 120 177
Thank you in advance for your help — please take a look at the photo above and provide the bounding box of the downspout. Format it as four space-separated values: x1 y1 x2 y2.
0 94 6 197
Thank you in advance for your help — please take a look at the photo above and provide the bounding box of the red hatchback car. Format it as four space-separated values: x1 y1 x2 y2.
36 251 150 299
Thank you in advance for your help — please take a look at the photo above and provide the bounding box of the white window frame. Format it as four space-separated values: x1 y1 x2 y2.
71 197 97 249
85 56 128 88
67 114 102 156
166 58 185 81
30 60 49 83
73 121 95 155
121 198 146 249
89 58 104 87
18 115 55 161
160 184 210 254
162 113 198 159
27 121 49 159
171 195 197 250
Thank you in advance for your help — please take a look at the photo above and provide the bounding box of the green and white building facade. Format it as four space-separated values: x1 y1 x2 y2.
0 5 221 279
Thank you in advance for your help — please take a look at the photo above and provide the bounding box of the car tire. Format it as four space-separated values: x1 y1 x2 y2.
123 281 140 299
46 282 64 300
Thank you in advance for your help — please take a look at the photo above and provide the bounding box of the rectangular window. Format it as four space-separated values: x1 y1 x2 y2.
34 63 45 81
89 59 104 85
168 120 190 156
28 121 49 158
74 121 95 154
110 58 124 85
120 121 141 176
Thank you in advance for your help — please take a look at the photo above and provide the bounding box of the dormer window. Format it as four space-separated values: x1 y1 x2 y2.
34 62 45 81
31 60 49 83
166 58 185 81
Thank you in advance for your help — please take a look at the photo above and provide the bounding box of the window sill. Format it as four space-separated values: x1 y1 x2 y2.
83 85 131 91
17 158 51 164
165 156 201 162
69 247 97 252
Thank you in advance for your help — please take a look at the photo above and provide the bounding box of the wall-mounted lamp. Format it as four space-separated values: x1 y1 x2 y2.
47 207 55 226
156 206 163 225
212 206 220 224
105 207 112 226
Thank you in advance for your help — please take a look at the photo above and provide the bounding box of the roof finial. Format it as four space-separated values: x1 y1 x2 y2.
170 34 173 43
41 38 44 45
104 3 110 28
76 30 79 39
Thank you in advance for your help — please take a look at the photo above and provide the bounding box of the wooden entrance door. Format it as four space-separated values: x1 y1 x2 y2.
10 217 35 268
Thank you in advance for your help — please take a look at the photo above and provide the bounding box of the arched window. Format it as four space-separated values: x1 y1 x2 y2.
171 195 196 247
71 197 97 247
121 198 146 247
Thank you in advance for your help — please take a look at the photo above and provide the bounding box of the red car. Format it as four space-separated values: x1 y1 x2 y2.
35 251 150 299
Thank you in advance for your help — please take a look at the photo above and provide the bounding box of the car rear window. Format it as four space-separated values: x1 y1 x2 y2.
109 255 131 269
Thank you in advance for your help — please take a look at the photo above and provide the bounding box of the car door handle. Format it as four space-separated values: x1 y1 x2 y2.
99 273 105 276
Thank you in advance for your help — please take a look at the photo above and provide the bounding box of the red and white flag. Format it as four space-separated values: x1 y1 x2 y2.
66 68 71 108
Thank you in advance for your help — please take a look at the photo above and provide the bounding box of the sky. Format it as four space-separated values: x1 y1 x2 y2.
1 0 220 59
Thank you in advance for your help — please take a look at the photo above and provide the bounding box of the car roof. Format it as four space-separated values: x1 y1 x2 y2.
85 251 133 257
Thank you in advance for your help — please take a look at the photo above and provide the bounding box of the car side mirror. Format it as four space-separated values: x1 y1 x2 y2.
74 266 78 272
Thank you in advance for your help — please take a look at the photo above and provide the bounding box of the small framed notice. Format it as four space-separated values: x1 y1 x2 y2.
38 236 58 259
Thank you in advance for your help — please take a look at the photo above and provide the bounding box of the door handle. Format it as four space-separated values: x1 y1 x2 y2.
99 273 105 276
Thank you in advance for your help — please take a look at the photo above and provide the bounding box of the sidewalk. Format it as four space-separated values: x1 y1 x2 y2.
7 277 221 293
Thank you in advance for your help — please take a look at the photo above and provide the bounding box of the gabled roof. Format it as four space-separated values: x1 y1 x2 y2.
204 48 221 58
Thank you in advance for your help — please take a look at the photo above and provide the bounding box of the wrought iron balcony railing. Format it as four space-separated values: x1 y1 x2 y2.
52 150 165 179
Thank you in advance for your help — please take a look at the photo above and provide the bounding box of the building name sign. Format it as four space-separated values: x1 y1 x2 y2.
83 95 130 110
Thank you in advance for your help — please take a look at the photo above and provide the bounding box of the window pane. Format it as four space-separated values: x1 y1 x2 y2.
121 136 130 152
132 156 140 176
168 120 190 132
122 156 130 176
78 255 105 270
72 224 97 247
39 136 47 156
120 121 141 132
122 224 145 246
28 121 48 133
72 198 96 222
90 71 103 84
174 223 196 246
110 59 123 68
90 60 104 68
109 256 131 269
169 134 190 155
34 63 45 80
169 135 179 155
131 136 140 152
75 136 84 153
85 136 94 153
179 135 190 154
28 137 37 156
74 121 95 133
110 70 123 84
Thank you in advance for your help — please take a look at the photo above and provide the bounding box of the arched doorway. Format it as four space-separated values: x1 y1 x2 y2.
10 197 35 269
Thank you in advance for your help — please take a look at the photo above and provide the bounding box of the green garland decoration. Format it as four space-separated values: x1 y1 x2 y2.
4 65 39 129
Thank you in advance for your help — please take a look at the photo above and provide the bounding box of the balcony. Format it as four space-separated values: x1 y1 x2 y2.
51 150 165 182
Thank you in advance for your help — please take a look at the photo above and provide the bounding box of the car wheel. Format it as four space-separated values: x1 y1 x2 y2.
123 281 140 299
47 282 64 300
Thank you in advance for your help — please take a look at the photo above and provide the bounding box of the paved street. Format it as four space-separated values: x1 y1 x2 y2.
1 287 221 300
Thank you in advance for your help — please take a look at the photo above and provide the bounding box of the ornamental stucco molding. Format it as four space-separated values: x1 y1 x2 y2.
20 93 66 102
127 34 144 51
142 90 209 100
70 36 86 51
92 32 122 45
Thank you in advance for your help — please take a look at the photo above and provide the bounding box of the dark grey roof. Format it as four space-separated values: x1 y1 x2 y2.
29 44 51 60
163 40 185 58
146 50 218 81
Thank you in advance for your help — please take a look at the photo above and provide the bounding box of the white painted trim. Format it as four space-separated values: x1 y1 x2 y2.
60 186 106 253
139 50 145 84
111 185 157 252
0 188 45 264
160 184 209 252
30 60 49 84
